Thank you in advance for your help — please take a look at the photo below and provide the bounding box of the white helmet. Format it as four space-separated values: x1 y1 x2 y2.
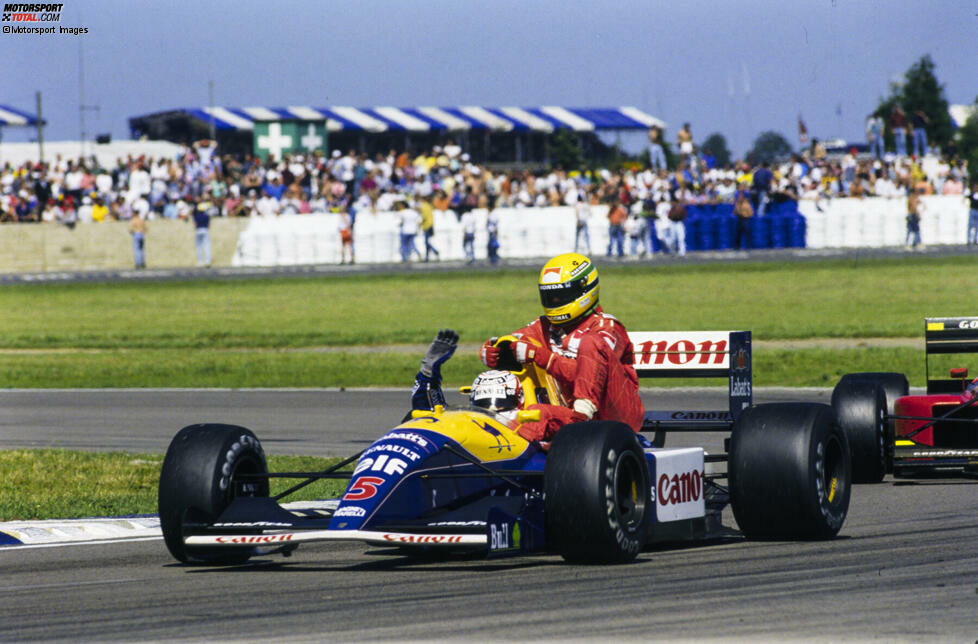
470 370 524 424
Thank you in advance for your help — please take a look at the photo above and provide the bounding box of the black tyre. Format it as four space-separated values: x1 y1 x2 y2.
158 424 269 565
831 378 887 483
544 421 650 564
834 372 908 475
729 403 850 540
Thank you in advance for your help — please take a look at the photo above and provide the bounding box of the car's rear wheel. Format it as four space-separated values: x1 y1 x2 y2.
158 424 269 565
544 421 650 564
729 403 850 539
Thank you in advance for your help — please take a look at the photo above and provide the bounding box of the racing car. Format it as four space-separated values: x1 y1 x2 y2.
159 331 853 566
832 316 978 479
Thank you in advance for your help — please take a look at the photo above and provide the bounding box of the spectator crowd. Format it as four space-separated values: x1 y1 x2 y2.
0 125 970 257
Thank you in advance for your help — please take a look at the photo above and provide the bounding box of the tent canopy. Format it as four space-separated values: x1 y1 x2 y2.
130 105 665 134
0 104 43 127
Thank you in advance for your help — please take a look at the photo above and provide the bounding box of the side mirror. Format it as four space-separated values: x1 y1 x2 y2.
950 368 969 379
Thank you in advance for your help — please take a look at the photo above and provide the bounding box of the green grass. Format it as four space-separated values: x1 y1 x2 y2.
2 254 975 520
1 254 976 388
0 450 349 521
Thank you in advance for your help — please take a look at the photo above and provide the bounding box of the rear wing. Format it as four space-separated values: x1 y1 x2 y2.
629 330 752 429
925 317 978 393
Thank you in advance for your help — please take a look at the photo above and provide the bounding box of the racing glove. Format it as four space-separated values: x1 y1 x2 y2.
420 328 459 379
480 337 500 368
512 339 553 370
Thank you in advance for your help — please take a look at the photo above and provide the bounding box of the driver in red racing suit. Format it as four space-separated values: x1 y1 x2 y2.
480 253 644 441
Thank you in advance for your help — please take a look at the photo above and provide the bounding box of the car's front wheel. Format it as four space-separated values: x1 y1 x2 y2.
158 424 269 565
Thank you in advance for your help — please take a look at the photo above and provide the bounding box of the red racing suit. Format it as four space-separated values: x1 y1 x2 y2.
505 306 644 436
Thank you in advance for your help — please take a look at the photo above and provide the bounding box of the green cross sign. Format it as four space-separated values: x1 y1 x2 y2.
253 120 327 161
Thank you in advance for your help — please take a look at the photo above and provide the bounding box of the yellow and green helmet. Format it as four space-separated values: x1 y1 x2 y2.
537 253 599 326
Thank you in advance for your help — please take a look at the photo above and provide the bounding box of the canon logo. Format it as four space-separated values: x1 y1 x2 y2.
670 411 731 420
637 339 727 366
658 470 702 505
215 534 294 544
382 534 463 544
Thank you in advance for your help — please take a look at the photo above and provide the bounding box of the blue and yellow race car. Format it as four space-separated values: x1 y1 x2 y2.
159 331 852 565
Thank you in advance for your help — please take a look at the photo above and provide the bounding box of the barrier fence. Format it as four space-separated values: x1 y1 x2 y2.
231 195 970 267
0 196 969 273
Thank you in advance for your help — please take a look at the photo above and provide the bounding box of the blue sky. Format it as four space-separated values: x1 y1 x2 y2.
2 0 976 157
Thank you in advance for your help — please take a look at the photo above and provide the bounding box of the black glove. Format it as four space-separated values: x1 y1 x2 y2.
420 329 459 378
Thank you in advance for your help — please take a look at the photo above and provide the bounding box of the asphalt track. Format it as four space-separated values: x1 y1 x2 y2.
1 388 977 642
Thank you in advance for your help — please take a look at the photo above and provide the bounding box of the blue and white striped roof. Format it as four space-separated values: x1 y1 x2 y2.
174 106 666 133
0 104 41 127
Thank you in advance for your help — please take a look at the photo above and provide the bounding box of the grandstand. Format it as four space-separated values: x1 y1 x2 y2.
128 105 665 163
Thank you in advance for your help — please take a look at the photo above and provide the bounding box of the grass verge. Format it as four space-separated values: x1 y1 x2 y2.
0 450 349 521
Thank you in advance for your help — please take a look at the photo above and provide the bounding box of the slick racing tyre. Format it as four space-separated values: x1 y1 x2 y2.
545 421 650 564
832 377 887 483
158 424 269 565
834 372 908 475
729 403 850 540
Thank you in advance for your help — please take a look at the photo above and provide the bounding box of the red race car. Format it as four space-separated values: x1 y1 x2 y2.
832 317 978 480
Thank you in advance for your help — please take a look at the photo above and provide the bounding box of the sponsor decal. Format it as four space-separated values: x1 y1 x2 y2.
653 449 705 522
343 476 385 501
382 534 464 544
489 521 520 551
568 260 591 279
385 432 430 448
734 347 750 371
636 339 727 366
353 454 408 476
670 411 731 421
958 320 978 329
362 443 421 462
333 506 366 518
658 470 702 506
911 449 978 457
428 520 485 527
541 267 562 284
215 534 294 544
731 377 752 398
213 521 291 528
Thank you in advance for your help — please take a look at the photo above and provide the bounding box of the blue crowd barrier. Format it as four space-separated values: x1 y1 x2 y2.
648 200 806 254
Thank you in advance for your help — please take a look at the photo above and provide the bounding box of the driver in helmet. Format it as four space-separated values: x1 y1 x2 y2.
468 369 524 425
479 252 644 440
410 329 573 440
